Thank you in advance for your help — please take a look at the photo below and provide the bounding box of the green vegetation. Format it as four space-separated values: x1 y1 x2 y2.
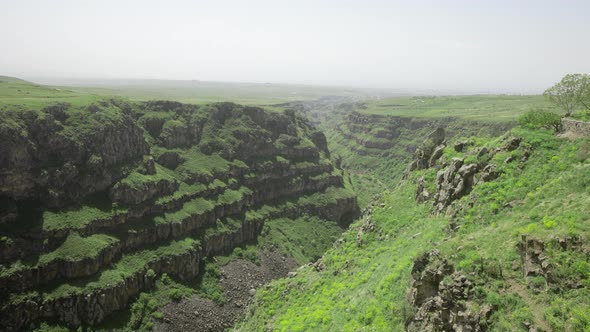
172 149 238 181
0 78 108 110
518 109 562 132
358 95 558 122
42 203 128 232
0 77 366 111
114 163 179 191
5 75 589 331
0 233 118 278
41 237 199 300
238 183 442 331
543 73 590 117
238 127 590 331
74 80 367 107
257 216 343 264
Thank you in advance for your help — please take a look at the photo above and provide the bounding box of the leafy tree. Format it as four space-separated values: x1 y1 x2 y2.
543 74 590 116
518 110 561 132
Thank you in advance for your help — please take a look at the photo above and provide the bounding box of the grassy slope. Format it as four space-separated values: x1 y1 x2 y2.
0 79 109 110
237 128 590 332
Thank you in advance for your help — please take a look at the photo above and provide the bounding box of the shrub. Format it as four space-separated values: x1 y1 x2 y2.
168 288 183 301
518 110 561 132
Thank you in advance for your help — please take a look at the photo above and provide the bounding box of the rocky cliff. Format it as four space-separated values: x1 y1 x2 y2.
0 100 359 331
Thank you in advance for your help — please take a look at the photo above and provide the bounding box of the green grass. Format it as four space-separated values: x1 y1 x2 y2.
359 95 561 122
0 79 108 110
115 162 179 191
0 77 366 112
237 127 590 331
159 148 238 182
238 184 443 331
42 203 128 232
153 197 215 225
40 237 200 300
257 216 343 265
0 233 118 278
151 186 253 226
72 80 366 106
296 186 356 208
39 233 117 264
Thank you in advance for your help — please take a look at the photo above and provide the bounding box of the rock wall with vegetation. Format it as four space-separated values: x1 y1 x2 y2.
0 100 359 331
320 109 511 207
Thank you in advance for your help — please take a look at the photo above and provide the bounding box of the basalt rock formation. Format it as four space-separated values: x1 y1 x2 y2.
406 250 494 332
0 100 358 331
518 235 589 292
407 135 526 215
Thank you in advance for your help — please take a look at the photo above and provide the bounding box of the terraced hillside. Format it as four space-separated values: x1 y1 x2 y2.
0 96 358 331
323 108 512 207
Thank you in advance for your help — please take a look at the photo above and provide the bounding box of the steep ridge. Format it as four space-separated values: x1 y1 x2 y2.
236 121 589 331
0 99 359 331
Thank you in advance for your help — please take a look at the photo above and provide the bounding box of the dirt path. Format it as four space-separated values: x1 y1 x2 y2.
154 250 297 332
506 278 552 332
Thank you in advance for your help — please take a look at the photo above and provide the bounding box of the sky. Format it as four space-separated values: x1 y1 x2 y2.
1 0 589 93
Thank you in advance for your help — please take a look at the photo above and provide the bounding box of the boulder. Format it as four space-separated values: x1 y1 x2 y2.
141 156 157 175
476 147 489 158
428 144 445 167
454 141 469 152
427 127 446 147
433 159 478 214
406 128 446 173
480 164 499 182
157 151 184 170
502 137 522 151
406 251 493 332
415 176 431 203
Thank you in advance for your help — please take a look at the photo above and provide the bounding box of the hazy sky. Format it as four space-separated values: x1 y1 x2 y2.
1 0 589 93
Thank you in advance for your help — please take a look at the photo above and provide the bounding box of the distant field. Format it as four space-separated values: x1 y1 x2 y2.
76 81 366 106
0 76 563 122
0 77 106 110
359 95 560 122
0 76 367 110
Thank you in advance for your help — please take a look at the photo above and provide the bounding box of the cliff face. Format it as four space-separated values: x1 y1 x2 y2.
322 109 513 208
0 103 149 208
340 111 511 154
0 100 358 331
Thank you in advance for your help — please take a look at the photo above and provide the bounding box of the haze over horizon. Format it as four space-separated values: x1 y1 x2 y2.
2 0 589 94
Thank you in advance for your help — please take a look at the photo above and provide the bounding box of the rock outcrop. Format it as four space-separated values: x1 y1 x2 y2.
433 158 478 214
561 118 590 138
407 128 446 172
406 250 494 332
109 178 179 205
517 235 589 292
415 176 431 203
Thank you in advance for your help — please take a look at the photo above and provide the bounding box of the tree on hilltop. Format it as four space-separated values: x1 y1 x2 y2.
543 73 590 117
